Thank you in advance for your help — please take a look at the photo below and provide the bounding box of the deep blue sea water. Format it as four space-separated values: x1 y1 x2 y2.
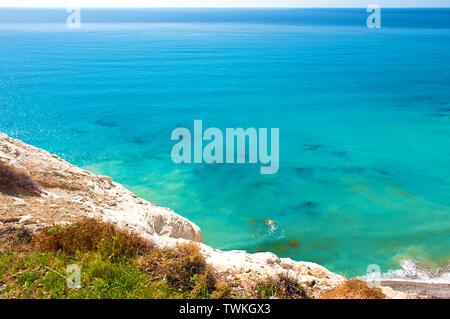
0 9 449 277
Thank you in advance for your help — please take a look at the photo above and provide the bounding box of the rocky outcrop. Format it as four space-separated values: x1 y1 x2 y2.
200 248 347 298
0 132 201 242
0 132 420 299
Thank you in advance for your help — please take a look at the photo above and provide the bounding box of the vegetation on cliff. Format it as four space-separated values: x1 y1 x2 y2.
0 219 231 299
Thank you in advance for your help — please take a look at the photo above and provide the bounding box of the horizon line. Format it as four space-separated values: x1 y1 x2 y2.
1 6 450 9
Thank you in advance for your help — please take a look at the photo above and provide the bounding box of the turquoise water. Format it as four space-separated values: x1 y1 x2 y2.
0 9 449 276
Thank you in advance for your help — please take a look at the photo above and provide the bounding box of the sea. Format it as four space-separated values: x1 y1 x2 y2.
0 8 449 278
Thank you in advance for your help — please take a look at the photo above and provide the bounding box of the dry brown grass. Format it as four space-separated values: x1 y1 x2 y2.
255 272 309 299
32 218 153 259
0 161 40 196
320 279 386 299
138 242 230 298
0 225 33 249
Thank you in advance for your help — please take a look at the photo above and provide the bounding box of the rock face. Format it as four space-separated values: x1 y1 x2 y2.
0 132 419 299
199 248 347 298
0 132 202 242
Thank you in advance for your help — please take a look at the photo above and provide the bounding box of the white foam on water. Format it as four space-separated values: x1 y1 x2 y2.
359 258 450 284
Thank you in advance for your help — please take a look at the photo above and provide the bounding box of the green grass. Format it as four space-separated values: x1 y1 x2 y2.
0 243 199 299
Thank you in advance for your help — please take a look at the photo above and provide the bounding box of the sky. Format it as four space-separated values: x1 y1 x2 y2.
0 0 448 8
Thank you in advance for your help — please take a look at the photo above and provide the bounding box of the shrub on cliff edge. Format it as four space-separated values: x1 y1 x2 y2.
255 272 309 299
138 242 230 298
320 279 386 299
32 218 153 260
